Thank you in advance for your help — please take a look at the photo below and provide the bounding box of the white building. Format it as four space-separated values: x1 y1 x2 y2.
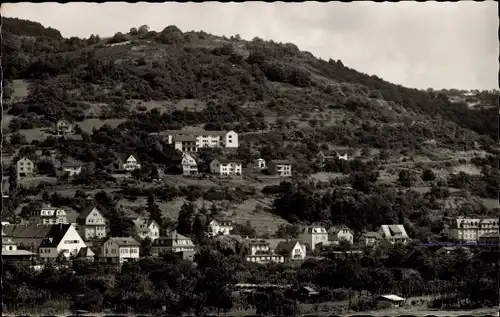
298 226 329 251
55 119 73 136
16 157 34 178
163 130 239 149
275 240 306 261
151 231 196 260
379 225 411 245
209 219 234 236
37 225 88 259
131 217 160 241
30 205 68 225
76 206 107 241
210 158 242 177
117 154 141 171
448 217 499 243
61 161 82 176
245 239 285 264
100 236 141 264
328 225 354 244
255 158 266 170
181 153 199 176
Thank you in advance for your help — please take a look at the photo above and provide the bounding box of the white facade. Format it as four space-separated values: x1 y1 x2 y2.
16 157 34 178
210 159 242 176
165 130 239 149
133 218 160 241
120 155 141 171
255 158 266 170
30 206 68 225
245 240 285 264
181 153 198 176
100 237 140 263
77 207 107 240
38 225 87 259
379 225 411 245
448 217 499 242
276 241 306 261
298 226 329 251
62 165 82 176
209 219 234 236
328 225 354 244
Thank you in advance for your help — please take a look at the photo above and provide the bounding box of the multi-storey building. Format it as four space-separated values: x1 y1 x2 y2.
173 135 198 153
151 231 196 260
448 217 499 242
379 225 411 245
210 159 242 177
268 160 292 177
76 206 107 241
181 153 199 176
208 219 234 236
298 226 329 251
117 154 141 171
328 225 354 244
162 130 239 149
245 239 285 264
29 205 68 225
100 237 140 264
16 157 34 179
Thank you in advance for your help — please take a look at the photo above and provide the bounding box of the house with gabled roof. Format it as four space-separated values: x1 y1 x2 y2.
244 238 285 264
76 206 107 241
2 228 36 263
379 225 411 245
16 157 35 179
275 240 306 261
99 236 141 264
29 204 68 225
210 158 242 177
55 119 73 136
61 159 83 177
163 129 239 149
328 225 354 244
208 218 234 236
173 135 198 153
151 231 196 260
181 153 199 176
117 153 141 171
268 160 292 177
298 226 329 251
3 224 87 259
129 216 160 241
359 231 383 247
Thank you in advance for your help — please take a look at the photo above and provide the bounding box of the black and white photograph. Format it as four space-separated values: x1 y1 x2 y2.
1 1 499 317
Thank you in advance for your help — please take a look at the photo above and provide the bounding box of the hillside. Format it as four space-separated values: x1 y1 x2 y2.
2 17 500 236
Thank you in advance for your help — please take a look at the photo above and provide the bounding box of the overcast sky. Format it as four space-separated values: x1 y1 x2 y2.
3 2 498 91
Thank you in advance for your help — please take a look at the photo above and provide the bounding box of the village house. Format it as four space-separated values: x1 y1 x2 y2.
181 153 199 176
275 240 306 261
29 205 68 225
316 150 349 168
208 219 234 236
210 158 243 177
255 158 266 170
2 228 37 263
163 129 239 149
245 239 285 264
130 217 160 241
61 161 82 176
99 236 141 264
478 232 499 244
16 157 34 179
55 119 73 136
117 154 141 171
448 217 499 243
3 224 87 259
151 231 196 260
376 295 405 309
359 231 383 247
298 226 329 251
76 206 107 241
379 225 411 245
328 225 354 244
268 160 292 177
173 135 198 153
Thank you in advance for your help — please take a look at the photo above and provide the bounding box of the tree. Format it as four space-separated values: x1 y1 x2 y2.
129 27 138 35
192 213 208 244
147 194 163 227
422 169 436 182
138 25 150 37
177 202 195 235
398 170 414 187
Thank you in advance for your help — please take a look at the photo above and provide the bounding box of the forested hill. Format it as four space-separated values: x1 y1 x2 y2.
3 17 498 147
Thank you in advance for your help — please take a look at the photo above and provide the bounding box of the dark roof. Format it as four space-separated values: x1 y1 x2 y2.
270 160 292 165
363 231 382 239
167 129 228 136
275 240 300 253
107 236 140 247
214 158 242 164
328 225 352 234
173 135 197 142
76 247 95 258
76 206 104 224
117 153 140 164
63 133 83 141
212 218 233 226
3 224 72 247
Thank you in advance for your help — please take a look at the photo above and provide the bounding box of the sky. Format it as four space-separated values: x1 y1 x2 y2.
3 2 498 91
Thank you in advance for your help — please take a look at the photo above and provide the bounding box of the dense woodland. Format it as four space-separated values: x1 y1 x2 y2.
2 18 500 315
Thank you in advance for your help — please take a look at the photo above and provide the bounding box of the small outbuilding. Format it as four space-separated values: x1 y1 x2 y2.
376 294 405 308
